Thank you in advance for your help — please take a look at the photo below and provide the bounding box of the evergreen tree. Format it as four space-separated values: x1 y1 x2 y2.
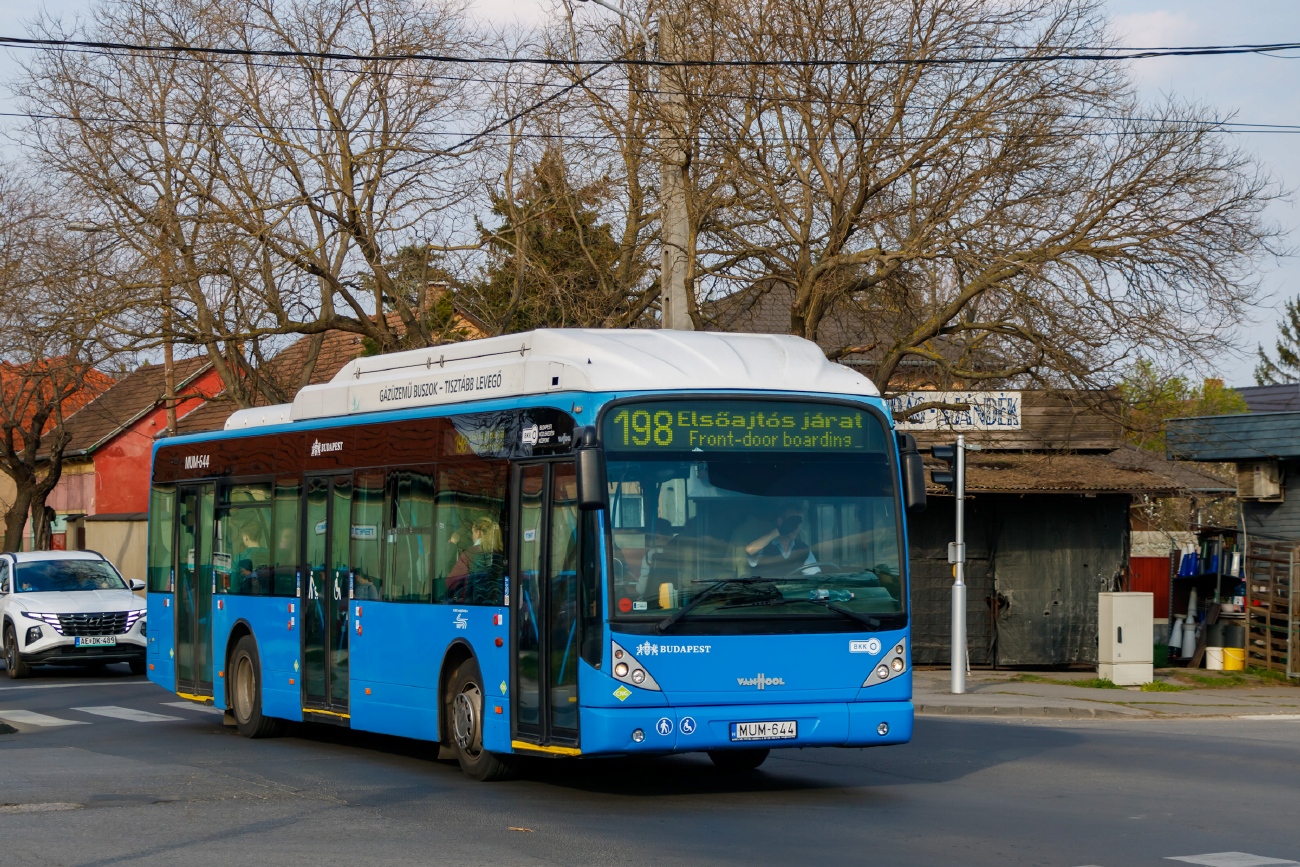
465 147 642 333
1255 295 1300 385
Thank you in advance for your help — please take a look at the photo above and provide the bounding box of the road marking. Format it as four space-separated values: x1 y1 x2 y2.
0 803 82 813
0 710 88 727
1168 857 1299 867
0 680 153 692
161 701 222 715
71 706 183 722
1238 714 1300 721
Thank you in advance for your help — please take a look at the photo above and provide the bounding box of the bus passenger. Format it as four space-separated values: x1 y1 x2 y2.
447 516 503 601
743 505 818 577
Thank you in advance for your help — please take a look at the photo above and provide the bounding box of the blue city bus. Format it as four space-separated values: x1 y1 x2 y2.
145 329 927 779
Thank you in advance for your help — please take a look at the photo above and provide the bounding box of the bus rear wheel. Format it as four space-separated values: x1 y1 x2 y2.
230 635 284 738
708 748 770 772
447 657 517 782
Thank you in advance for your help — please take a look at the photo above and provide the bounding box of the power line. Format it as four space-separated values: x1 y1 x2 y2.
8 109 1300 140
5 34 1300 68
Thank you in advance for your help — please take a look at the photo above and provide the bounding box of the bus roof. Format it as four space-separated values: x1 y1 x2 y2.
225 328 878 431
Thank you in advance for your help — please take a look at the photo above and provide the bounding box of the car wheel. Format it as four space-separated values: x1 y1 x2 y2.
229 635 284 738
4 624 31 679
708 748 770 772
447 657 517 781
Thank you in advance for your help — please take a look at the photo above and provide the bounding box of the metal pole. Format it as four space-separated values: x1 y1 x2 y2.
952 434 967 694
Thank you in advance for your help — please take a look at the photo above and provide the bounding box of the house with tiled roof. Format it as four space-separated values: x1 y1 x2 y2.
43 357 223 575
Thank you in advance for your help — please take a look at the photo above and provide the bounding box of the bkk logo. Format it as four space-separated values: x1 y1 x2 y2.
736 672 785 689
310 439 344 457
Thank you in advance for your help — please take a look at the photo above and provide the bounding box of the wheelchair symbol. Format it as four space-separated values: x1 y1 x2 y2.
680 716 697 735
655 717 674 736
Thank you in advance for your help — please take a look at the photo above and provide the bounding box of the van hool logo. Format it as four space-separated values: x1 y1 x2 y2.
737 672 785 689
310 439 344 457
183 454 210 470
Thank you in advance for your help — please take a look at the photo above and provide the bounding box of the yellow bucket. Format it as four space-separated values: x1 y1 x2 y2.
1223 647 1246 671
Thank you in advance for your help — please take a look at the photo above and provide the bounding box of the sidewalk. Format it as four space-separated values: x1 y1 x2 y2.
913 668 1300 720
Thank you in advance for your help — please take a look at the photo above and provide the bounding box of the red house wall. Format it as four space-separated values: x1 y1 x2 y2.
93 368 225 514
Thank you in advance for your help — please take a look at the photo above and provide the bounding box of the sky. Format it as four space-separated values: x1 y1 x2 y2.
1 0 1297 388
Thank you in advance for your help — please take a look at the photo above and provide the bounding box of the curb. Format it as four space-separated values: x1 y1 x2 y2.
915 704 1141 719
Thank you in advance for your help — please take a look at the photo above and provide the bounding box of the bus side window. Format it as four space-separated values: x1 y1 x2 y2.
147 485 176 593
384 468 436 603
351 472 385 601
435 460 508 606
272 479 301 596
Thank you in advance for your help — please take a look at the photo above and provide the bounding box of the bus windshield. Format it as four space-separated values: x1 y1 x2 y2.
603 399 904 631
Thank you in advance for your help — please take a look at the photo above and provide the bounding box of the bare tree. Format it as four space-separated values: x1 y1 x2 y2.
682 0 1284 394
20 0 488 407
0 169 121 551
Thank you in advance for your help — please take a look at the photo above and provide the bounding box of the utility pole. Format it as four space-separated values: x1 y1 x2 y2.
656 13 693 331
577 0 693 330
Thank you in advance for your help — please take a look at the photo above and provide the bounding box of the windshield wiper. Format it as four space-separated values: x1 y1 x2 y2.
718 597 882 630
655 577 770 634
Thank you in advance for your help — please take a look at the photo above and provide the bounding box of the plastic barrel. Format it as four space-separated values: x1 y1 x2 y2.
1223 624 1246 648
1223 647 1246 671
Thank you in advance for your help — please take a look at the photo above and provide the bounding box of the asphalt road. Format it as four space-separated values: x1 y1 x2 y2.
1 667 1298 867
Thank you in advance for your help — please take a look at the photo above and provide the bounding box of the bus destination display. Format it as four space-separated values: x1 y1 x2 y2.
604 401 878 452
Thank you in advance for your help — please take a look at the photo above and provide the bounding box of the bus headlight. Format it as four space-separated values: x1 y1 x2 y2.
608 640 662 691
863 638 908 688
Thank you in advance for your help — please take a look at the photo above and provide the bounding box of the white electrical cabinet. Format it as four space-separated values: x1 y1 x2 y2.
1098 592 1154 685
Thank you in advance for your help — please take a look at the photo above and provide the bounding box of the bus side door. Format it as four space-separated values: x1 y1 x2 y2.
175 483 215 699
512 461 581 750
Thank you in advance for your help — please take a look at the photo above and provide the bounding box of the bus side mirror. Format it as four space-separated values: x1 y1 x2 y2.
575 426 608 512
897 432 927 514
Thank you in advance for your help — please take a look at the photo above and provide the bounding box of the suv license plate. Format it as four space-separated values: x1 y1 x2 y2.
730 720 797 742
75 636 117 647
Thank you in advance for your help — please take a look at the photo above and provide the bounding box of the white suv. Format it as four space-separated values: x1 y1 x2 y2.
0 551 147 678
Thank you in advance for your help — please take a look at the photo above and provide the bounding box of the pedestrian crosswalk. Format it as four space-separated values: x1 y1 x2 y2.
71 705 184 722
0 709 88 727
0 701 218 729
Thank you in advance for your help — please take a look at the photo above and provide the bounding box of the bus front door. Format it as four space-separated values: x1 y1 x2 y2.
175 483 215 699
302 475 352 719
513 461 581 750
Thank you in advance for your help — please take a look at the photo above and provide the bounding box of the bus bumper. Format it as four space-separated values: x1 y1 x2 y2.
574 700 913 756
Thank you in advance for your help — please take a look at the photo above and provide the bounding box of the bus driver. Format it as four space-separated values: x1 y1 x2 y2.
743 505 819 578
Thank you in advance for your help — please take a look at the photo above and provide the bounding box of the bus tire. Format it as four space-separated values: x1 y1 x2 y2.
447 657 517 782
4 624 31 679
230 635 284 739
708 748 769 772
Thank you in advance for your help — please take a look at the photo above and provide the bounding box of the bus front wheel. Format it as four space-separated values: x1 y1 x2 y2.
708 748 770 772
229 635 284 738
447 657 518 782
